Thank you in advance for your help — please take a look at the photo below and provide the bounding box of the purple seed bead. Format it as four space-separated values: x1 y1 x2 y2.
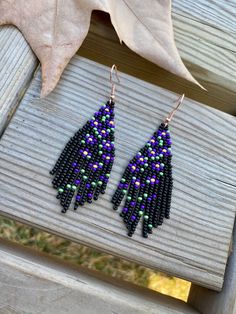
88 193 93 198
76 195 81 201
123 207 128 213
75 179 80 185
130 201 136 207
72 162 77 167
131 215 136 221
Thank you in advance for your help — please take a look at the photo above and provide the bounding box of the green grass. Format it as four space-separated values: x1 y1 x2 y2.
0 216 190 301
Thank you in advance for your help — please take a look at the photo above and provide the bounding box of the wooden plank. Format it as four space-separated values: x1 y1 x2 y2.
0 57 235 290
79 0 236 113
0 26 37 133
188 223 236 314
0 239 199 314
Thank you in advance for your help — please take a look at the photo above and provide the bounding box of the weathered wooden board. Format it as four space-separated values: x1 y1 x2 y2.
0 239 199 314
0 57 235 291
80 0 236 113
0 26 37 133
188 223 236 314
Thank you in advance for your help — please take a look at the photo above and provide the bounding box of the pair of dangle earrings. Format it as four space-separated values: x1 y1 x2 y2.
50 65 184 238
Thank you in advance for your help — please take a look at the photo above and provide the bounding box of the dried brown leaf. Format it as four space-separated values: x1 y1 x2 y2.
0 0 201 96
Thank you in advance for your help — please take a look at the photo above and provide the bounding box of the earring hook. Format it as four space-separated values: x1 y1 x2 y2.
110 64 120 101
164 94 185 127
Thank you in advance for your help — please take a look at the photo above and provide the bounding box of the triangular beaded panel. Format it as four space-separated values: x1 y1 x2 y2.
51 100 115 213
112 123 172 238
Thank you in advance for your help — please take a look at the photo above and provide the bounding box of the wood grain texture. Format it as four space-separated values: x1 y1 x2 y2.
188 223 236 314
0 239 199 314
0 57 235 290
79 0 236 113
0 26 37 133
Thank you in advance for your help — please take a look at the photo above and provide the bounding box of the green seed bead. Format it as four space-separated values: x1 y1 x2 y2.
127 196 132 201
168 148 172 151
81 140 85 144
98 135 102 139
143 193 148 198
98 151 103 155
159 154 163 158
144 163 148 167
151 156 155 160
91 182 96 187
111 141 114 144
58 188 64 193
66 184 71 189
86 134 90 137
98 181 103 186
144 215 149 220
122 189 127 194
102 140 106 143
161 163 165 167
105 173 110 178
107 129 111 133
132 177 136 180
144 157 148 160
139 211 144 216
99 144 103 148
148 224 153 228
146 143 151 147
156 156 160 160
81 169 85 174
160 172 164 176
72 185 77 190
92 117 95 120
137 152 141 156
121 178 126 183
146 180 150 184
137 197 142 202
99 162 103 166
87 155 91 159
95 131 99 135
140 168 144 172
148 147 152 151
93 127 97 131
159 143 163 147
83 176 88 180
158 136 162 139
106 115 110 118
111 128 114 132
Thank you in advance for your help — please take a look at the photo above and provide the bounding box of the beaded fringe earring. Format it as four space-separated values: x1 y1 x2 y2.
112 94 184 238
50 65 120 213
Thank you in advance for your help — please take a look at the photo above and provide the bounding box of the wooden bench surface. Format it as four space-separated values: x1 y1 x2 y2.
0 26 36 132
0 56 235 291
0 239 199 314
80 0 236 114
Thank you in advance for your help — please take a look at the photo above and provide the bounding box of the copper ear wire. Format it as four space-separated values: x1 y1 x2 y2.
110 64 120 101
164 94 185 127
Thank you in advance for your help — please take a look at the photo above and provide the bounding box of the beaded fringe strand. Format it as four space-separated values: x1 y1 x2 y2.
112 123 172 238
50 100 115 213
